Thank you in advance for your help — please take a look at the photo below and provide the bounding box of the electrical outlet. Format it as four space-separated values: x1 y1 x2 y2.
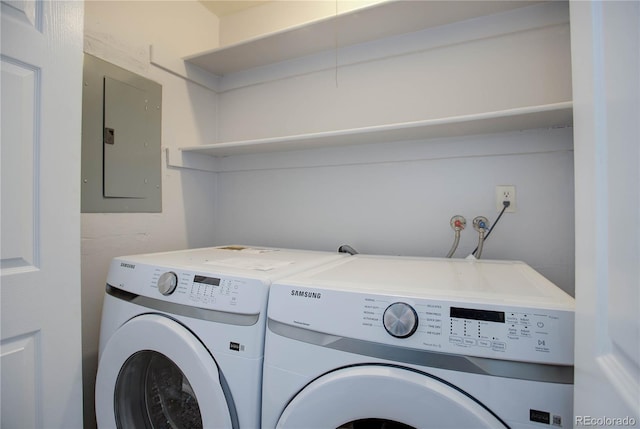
496 185 516 212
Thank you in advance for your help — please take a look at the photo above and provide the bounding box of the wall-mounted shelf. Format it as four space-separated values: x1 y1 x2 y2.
176 102 572 159
185 0 543 76
169 0 571 171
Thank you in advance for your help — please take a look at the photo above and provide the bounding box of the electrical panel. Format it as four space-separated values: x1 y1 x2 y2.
81 54 162 212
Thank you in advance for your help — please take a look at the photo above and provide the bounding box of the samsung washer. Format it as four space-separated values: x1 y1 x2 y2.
95 245 346 428
262 254 575 429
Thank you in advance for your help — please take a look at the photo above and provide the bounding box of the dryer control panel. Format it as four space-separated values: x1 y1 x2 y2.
268 285 574 366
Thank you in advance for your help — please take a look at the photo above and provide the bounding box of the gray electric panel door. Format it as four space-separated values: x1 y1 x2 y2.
103 76 148 198
82 54 162 213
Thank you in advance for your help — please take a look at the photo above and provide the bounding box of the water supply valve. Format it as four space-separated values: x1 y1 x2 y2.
446 215 466 258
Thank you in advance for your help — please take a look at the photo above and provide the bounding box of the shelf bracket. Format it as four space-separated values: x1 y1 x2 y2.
150 45 220 92
165 147 219 172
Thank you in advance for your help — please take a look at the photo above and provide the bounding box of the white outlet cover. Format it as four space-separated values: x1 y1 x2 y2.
496 185 516 212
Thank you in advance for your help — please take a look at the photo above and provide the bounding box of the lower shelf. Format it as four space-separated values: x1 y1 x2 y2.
177 102 572 159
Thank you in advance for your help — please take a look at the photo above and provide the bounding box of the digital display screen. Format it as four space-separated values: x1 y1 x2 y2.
193 275 221 286
450 307 505 323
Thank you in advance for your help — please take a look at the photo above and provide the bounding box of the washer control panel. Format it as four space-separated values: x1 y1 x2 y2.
269 285 574 365
182 273 246 307
107 259 267 315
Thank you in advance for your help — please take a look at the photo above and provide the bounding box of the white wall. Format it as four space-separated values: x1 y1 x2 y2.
213 2 575 295
82 2 219 428
214 128 575 295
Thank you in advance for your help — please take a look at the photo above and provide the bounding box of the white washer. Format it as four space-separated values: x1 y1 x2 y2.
95 245 345 429
262 255 575 429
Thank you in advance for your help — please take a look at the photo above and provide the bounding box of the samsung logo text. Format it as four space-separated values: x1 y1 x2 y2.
290 290 322 299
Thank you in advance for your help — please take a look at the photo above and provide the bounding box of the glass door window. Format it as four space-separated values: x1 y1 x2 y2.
115 351 202 429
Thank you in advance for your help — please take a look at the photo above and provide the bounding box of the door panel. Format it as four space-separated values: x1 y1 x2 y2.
0 1 84 427
0 58 37 271
0 332 38 429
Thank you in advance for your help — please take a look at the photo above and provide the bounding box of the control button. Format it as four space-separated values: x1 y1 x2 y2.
383 302 418 338
157 272 178 296
537 322 545 328
478 340 491 348
492 341 507 351
463 338 476 346
449 336 463 345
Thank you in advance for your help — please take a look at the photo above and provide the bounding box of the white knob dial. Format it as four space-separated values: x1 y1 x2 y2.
383 302 418 338
157 272 178 296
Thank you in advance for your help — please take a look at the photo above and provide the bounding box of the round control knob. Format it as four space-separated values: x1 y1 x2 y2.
157 272 178 296
383 302 418 338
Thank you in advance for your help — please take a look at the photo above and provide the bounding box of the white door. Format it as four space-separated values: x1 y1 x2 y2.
1 1 84 428
570 0 640 423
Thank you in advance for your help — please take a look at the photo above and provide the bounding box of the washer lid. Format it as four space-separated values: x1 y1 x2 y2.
95 314 236 429
275 365 507 429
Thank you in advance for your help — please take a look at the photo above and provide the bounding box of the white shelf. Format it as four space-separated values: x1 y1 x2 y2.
172 1 570 167
179 102 573 158
185 0 543 76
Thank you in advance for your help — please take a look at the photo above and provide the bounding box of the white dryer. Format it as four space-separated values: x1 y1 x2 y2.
95 245 345 429
262 255 575 429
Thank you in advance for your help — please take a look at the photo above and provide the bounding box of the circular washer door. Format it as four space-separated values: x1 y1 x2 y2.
95 314 234 429
276 365 508 429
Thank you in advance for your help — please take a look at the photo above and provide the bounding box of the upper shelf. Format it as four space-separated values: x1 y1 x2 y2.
185 0 544 76
180 102 573 157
